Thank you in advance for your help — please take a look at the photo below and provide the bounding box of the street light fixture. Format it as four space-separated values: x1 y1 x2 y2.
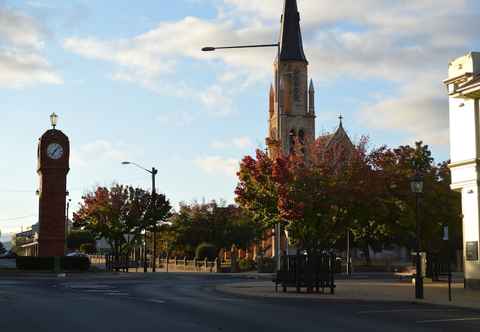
411 169 424 299
122 161 159 273
202 42 283 272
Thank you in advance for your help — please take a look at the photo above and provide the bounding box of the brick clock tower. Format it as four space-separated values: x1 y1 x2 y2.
37 113 70 257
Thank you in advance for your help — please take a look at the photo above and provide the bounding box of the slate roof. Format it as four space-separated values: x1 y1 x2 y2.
279 0 308 63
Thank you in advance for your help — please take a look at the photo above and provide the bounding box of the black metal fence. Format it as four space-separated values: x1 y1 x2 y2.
274 251 336 294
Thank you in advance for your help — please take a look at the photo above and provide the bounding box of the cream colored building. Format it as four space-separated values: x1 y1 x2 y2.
445 52 480 289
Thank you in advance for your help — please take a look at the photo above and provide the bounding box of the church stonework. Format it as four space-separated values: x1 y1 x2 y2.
260 0 354 259
267 0 315 158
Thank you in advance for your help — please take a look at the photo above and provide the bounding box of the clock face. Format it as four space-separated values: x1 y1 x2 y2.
47 143 64 160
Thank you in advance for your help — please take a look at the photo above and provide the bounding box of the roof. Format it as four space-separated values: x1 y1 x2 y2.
316 120 353 149
279 0 308 63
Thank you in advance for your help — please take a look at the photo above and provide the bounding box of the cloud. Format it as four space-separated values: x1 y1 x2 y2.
211 136 253 149
71 140 130 167
0 6 61 88
194 156 239 177
360 73 449 146
62 0 479 144
199 85 235 116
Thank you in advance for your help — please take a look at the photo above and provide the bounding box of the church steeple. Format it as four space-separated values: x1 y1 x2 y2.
279 0 308 63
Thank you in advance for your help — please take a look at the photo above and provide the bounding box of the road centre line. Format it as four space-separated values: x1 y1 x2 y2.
147 299 166 304
417 317 480 324
357 309 460 314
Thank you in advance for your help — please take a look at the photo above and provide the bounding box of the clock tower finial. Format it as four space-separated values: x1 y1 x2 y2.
50 113 58 129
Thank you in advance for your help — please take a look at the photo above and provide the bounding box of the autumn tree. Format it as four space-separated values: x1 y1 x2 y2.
73 184 172 263
236 138 462 265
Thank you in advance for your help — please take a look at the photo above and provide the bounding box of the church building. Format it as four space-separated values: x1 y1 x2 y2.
266 0 352 159
261 0 354 258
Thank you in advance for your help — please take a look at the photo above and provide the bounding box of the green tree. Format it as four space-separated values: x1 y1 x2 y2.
67 230 96 251
168 201 259 258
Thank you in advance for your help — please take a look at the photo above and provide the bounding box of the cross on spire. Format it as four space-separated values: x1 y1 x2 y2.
339 114 343 124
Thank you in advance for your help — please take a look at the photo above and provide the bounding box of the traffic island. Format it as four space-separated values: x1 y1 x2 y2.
217 279 480 310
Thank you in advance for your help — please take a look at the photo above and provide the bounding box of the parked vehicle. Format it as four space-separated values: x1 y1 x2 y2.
66 251 89 258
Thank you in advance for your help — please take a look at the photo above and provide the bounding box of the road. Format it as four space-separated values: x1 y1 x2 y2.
0 273 479 331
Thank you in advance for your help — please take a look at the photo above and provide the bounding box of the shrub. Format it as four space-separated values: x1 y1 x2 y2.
195 243 217 260
16 256 91 271
79 243 96 254
238 258 256 272
67 230 95 251
256 256 275 273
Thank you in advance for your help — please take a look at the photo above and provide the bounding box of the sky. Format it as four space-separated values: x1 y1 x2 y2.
1 0 479 241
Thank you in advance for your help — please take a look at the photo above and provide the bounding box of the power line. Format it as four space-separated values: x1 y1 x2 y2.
0 215 37 222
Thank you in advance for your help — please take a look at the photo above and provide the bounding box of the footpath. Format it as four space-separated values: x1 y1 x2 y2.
217 277 480 310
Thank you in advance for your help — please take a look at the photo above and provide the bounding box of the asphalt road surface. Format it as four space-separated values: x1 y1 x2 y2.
1 273 479 331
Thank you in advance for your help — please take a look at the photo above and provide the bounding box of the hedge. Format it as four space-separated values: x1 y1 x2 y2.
16 256 91 271
195 243 217 260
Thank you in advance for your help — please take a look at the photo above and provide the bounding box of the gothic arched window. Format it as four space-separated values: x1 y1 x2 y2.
289 129 296 153
298 129 305 145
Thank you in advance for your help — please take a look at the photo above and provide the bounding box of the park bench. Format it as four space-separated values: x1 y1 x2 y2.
273 253 336 294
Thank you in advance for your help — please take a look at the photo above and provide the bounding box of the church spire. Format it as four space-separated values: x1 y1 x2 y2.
279 0 308 63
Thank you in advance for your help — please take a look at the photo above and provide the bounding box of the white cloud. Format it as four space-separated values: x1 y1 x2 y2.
360 73 449 145
194 156 239 177
211 136 253 149
62 0 479 144
71 140 130 167
199 85 234 116
0 6 61 88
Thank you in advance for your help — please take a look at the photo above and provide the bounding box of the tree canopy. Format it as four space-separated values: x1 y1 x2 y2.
73 184 172 260
235 139 462 261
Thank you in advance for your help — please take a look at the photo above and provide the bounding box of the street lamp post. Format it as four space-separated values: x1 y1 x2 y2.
65 198 71 253
202 42 283 271
122 161 158 272
410 170 424 299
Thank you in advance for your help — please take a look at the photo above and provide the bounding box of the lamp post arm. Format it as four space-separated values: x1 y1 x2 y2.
128 162 153 174
203 43 279 51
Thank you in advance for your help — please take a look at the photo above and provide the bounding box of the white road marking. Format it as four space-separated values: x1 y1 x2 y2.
358 309 460 314
85 289 117 293
417 317 480 324
147 299 166 304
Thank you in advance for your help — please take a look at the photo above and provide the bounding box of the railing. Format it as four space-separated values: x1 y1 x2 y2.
93 254 223 273
159 257 219 273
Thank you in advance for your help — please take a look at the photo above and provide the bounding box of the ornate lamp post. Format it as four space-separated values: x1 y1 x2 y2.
122 161 158 272
411 170 424 299
50 113 58 129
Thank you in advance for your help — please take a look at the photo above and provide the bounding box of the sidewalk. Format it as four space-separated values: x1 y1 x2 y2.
217 278 480 310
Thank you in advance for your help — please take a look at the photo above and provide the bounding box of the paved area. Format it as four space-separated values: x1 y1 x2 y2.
218 278 480 310
0 259 16 269
1 273 480 331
